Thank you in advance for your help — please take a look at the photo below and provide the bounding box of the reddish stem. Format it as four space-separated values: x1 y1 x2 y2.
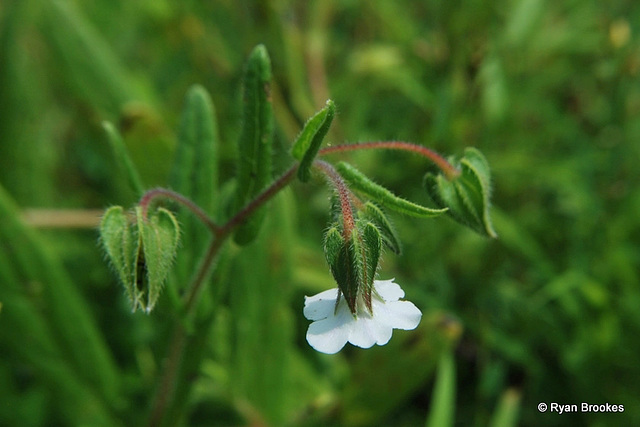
146 167 297 426
220 166 298 235
314 160 356 239
319 141 460 180
139 188 221 234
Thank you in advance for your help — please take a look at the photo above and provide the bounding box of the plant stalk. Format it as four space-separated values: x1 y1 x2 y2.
319 141 460 179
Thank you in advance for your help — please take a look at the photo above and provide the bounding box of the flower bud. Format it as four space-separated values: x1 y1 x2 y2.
424 147 497 238
323 219 382 315
100 206 180 312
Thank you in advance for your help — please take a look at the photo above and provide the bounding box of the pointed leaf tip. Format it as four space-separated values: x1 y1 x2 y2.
293 99 336 182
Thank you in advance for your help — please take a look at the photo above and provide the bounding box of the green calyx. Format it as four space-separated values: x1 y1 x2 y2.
323 219 382 315
424 147 497 238
100 205 180 312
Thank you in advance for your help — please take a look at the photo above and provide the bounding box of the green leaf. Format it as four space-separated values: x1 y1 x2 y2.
171 84 219 215
1 185 120 410
100 206 136 303
426 349 457 427
292 99 336 182
102 122 145 196
42 0 140 111
360 202 402 255
489 389 521 427
424 147 497 237
336 162 448 218
169 84 219 294
234 44 274 245
135 207 180 312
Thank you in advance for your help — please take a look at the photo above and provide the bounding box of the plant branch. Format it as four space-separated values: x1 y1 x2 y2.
139 188 221 234
147 141 446 424
220 165 298 234
319 141 461 179
146 165 297 426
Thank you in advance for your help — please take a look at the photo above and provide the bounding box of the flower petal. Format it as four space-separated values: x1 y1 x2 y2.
348 312 393 348
304 278 422 354
304 288 339 320
306 303 353 354
372 299 422 330
374 279 405 302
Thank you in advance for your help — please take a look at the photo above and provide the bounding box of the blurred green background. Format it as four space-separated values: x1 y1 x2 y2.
1 0 640 426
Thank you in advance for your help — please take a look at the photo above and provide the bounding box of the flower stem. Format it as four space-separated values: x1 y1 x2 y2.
319 141 460 179
146 165 297 426
146 141 450 424
139 188 221 234
313 160 355 239
220 166 298 235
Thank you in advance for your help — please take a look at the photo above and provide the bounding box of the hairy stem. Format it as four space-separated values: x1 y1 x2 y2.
147 140 451 424
319 141 460 179
139 188 220 234
221 166 298 234
146 166 297 426
314 160 356 239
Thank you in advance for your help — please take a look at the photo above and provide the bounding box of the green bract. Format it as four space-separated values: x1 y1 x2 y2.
424 147 497 238
100 206 180 312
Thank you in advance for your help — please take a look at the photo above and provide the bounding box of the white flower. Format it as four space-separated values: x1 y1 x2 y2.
304 278 422 354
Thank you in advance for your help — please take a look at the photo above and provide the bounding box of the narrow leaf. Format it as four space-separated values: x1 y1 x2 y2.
489 388 521 427
170 84 219 214
336 162 447 218
234 44 274 245
169 85 220 293
292 99 336 182
0 185 120 406
425 349 456 427
102 122 145 195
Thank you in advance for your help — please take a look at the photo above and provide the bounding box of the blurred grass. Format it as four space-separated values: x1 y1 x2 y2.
1 0 640 425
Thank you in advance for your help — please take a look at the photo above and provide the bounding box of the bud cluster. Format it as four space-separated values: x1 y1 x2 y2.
100 206 180 312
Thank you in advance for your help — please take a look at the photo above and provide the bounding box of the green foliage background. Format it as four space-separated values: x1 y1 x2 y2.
1 0 640 425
